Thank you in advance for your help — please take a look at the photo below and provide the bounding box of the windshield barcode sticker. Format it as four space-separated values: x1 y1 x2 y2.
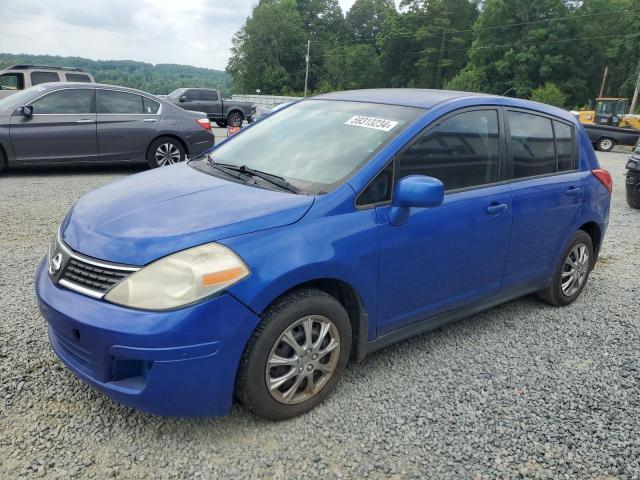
345 116 399 132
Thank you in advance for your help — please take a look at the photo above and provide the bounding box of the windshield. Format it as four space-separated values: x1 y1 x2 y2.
201 100 422 194
168 88 187 99
0 88 40 111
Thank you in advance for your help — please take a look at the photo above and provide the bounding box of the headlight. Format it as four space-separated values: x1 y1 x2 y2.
104 243 249 310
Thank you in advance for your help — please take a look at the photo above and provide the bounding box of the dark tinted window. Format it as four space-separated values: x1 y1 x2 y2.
0 73 24 90
31 71 60 85
357 162 394 206
97 90 143 114
200 90 218 101
555 121 574 171
65 73 91 83
397 110 500 190
31 89 93 114
184 90 198 102
143 97 161 114
508 111 555 178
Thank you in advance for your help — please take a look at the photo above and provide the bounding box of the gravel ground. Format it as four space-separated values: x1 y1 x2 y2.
1 150 639 479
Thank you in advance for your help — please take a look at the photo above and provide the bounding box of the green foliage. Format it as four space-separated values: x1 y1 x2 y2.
221 0 640 109
0 53 232 96
531 83 568 107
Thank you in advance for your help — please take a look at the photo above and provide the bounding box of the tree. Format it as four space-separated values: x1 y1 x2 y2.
531 83 567 107
345 0 396 48
324 44 383 89
227 0 307 94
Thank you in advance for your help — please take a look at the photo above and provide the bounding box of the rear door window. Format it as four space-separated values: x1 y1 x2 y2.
31 89 93 114
97 90 143 114
200 90 219 101
554 121 574 171
143 97 161 114
397 109 501 191
31 71 61 86
507 111 556 178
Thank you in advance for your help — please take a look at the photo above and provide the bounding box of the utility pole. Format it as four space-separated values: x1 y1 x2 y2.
599 66 609 99
436 30 446 89
630 69 640 115
304 40 310 98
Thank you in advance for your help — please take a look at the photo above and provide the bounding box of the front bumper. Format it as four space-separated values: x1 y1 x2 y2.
35 258 261 417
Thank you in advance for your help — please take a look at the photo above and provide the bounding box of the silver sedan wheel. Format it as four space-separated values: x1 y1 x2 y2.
561 243 589 297
155 143 182 166
266 315 340 405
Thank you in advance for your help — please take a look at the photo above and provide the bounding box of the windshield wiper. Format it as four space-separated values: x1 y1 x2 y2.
207 156 299 194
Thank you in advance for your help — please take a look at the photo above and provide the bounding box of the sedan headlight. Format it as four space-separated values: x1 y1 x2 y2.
105 243 249 310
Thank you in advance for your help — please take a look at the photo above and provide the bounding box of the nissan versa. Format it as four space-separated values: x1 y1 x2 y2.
36 89 612 420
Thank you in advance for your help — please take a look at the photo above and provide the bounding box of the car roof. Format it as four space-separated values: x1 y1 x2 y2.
312 88 491 109
31 82 158 98
311 88 578 124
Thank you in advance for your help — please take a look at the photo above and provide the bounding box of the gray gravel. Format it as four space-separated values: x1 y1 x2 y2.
1 151 639 479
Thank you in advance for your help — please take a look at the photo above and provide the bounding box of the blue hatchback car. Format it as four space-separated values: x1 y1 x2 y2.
36 89 612 419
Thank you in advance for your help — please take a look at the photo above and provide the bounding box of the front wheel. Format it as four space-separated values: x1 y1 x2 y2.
596 137 614 152
146 137 186 168
537 230 594 306
236 288 352 420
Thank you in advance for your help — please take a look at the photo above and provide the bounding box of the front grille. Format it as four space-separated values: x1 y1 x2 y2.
60 257 129 294
50 328 93 376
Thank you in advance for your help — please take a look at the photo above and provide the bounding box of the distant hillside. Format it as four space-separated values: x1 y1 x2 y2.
0 53 233 96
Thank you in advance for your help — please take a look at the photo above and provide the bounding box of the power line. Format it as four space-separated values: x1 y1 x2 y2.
320 32 640 58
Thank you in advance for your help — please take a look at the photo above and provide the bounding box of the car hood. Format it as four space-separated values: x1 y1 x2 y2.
61 163 314 265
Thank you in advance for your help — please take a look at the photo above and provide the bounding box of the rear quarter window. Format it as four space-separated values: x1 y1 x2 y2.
65 73 92 83
31 71 61 86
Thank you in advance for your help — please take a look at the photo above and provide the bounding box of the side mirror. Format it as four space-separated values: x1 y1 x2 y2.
388 175 444 226
179 96 187 103
22 105 34 117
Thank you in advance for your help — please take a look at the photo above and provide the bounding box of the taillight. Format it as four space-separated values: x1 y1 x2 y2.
195 118 211 131
592 169 612 193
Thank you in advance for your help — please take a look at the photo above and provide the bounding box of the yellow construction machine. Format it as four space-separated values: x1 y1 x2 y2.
578 97 640 130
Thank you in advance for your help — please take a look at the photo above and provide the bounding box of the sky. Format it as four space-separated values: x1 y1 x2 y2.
0 0 359 71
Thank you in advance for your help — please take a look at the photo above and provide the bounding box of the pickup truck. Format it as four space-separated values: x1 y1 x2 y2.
165 88 255 127
583 123 640 152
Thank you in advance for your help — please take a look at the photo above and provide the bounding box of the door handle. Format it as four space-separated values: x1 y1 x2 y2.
566 186 583 197
486 202 508 214
76 119 95 123
143 118 158 122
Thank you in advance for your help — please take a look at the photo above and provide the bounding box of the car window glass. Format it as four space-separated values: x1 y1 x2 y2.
508 111 555 178
31 71 60 85
97 90 143 114
0 73 25 90
31 89 93 114
143 97 161 114
65 73 91 83
357 162 394 206
185 90 198 102
397 109 500 191
200 90 218 101
555 121 574 171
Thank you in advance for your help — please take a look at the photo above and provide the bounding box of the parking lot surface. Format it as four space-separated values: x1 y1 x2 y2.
1 151 639 479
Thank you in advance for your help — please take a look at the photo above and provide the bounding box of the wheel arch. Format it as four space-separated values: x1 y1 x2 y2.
0 141 7 166
579 221 603 258
257 278 369 363
146 133 189 158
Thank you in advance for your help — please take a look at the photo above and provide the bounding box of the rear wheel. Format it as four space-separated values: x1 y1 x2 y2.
537 230 593 306
146 137 186 168
227 111 243 127
236 288 351 420
596 137 614 152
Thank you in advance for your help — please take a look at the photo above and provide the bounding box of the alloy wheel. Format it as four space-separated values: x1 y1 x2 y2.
561 243 589 297
155 143 182 166
265 315 340 405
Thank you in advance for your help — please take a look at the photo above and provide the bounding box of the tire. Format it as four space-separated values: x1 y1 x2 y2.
596 137 615 152
146 137 186 168
227 111 243 127
537 230 594 307
627 194 640 209
236 288 352 420
215 120 227 128
0 148 5 174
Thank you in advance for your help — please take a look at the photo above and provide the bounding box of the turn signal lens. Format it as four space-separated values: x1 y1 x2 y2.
592 169 612 193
